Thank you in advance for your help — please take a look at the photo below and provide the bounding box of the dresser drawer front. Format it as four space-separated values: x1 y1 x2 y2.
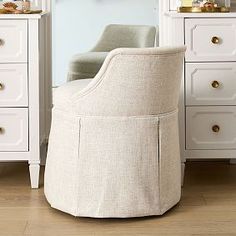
0 64 28 107
186 107 236 150
0 20 27 63
186 63 236 106
0 108 28 152
185 18 236 62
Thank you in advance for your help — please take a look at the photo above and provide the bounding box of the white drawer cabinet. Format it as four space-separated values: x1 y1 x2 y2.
0 20 27 63
0 14 51 188
186 107 236 150
185 18 236 62
0 64 28 107
186 63 236 106
159 1 236 182
0 108 28 151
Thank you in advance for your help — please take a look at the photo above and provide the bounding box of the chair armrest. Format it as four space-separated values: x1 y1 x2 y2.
54 46 186 117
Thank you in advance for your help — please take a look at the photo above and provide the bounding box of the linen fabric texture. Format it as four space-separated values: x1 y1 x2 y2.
45 46 186 218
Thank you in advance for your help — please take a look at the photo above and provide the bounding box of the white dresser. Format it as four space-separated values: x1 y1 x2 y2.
0 14 51 188
159 0 236 181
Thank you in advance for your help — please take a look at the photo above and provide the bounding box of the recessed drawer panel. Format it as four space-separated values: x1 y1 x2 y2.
0 20 27 63
186 107 236 150
186 63 236 106
185 18 236 62
0 64 28 107
0 108 28 152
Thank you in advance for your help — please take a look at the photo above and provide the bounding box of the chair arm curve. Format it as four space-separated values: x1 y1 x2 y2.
70 46 186 101
54 46 186 116
70 49 122 100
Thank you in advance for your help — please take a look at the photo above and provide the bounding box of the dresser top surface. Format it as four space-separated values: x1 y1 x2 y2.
167 11 236 18
0 12 47 19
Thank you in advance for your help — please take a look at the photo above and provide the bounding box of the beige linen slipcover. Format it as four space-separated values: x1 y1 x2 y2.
45 46 186 218
67 24 157 81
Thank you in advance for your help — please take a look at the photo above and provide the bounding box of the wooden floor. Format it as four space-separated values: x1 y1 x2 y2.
0 161 236 236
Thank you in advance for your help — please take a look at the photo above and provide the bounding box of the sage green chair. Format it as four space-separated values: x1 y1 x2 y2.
67 24 157 81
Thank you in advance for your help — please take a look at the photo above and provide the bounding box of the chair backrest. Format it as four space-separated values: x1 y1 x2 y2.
92 24 157 52
73 46 186 116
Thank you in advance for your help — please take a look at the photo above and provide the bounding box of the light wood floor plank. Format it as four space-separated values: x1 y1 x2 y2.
0 161 236 235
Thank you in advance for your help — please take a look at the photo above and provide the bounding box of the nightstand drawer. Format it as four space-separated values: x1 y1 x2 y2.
0 108 28 152
0 20 27 63
185 18 236 62
0 64 28 107
186 63 236 106
186 107 236 150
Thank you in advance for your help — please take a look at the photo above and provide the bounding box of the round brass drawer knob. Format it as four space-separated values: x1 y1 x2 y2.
0 127 4 134
211 36 220 44
212 125 220 133
0 39 4 46
0 83 4 90
211 80 220 89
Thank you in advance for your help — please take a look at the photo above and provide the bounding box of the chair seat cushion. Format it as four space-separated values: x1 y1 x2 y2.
68 52 108 81
54 79 93 109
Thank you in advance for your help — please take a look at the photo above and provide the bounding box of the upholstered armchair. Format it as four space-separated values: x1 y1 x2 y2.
45 46 186 218
67 24 157 81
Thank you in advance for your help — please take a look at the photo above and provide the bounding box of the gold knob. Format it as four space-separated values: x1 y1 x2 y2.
211 36 220 44
212 125 220 133
211 80 220 89
0 39 4 46
0 127 4 134
0 83 4 90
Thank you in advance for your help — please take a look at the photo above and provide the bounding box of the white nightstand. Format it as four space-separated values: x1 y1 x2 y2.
159 1 236 183
0 13 51 188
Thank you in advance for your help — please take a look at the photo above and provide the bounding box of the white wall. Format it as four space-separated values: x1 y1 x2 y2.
53 0 159 86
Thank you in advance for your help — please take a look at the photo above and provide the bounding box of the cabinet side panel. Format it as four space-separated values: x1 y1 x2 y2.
28 19 40 164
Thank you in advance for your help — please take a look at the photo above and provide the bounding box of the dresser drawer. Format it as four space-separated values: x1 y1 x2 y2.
185 18 236 62
0 108 28 152
186 63 236 106
186 107 236 150
0 20 27 63
0 64 28 107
